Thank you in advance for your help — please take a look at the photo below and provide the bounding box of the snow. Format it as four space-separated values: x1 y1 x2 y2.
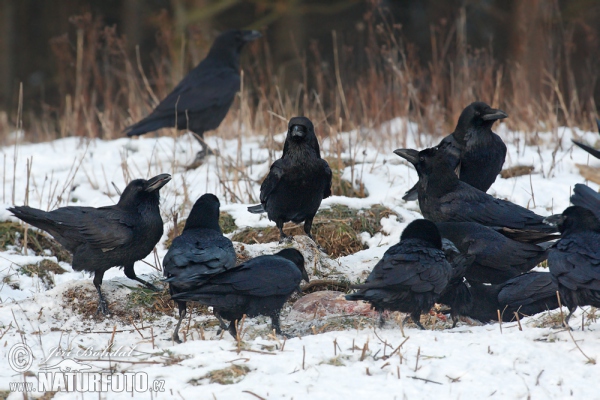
1 121 599 399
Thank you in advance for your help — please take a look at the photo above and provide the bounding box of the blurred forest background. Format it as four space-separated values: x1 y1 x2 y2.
1 0 600 142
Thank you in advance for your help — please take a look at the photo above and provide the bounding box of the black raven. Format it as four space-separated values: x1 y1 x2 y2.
436 222 548 284
545 206 600 326
9 174 171 314
570 183 600 220
171 248 309 338
247 117 332 243
439 271 559 326
395 147 557 234
572 119 600 160
125 29 262 168
163 193 237 342
398 102 507 201
345 219 452 330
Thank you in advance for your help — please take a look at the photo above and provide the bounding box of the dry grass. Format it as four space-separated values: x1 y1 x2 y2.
195 364 251 385
232 204 399 258
0 221 71 263
19 259 66 290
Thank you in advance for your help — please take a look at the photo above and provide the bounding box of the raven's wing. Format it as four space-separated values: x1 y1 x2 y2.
46 206 134 250
571 184 600 220
259 159 287 204
151 69 239 118
440 184 555 232
549 234 600 291
163 231 236 288
356 243 450 295
498 272 557 307
181 256 302 297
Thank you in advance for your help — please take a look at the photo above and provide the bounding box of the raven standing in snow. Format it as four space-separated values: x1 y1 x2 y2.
163 194 237 342
9 174 171 314
398 101 507 201
395 147 557 234
125 29 261 168
545 206 600 326
171 248 309 338
345 219 452 330
248 117 332 244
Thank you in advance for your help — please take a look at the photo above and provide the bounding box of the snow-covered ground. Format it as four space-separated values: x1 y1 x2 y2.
1 120 599 399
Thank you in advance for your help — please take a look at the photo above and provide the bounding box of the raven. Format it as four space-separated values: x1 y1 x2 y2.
163 193 237 342
436 222 548 284
247 117 332 243
395 147 557 234
345 219 452 330
9 174 171 314
171 248 309 338
570 183 600 220
439 271 559 326
571 119 600 160
125 29 262 168
545 206 600 326
398 102 507 201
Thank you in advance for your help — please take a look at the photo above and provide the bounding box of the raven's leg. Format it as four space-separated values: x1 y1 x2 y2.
228 321 238 339
173 301 187 343
270 312 284 335
564 306 576 328
93 271 109 315
187 132 215 169
378 311 386 328
412 312 426 330
277 220 291 243
124 264 160 292
451 314 459 329
215 311 229 335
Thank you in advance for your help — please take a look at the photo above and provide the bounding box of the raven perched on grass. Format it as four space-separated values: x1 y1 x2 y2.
9 174 171 314
247 117 332 244
345 219 452 330
436 222 548 284
439 271 559 326
398 102 507 201
163 193 236 342
545 206 600 326
171 248 309 338
125 29 261 168
395 147 557 234
571 119 600 160
570 183 600 220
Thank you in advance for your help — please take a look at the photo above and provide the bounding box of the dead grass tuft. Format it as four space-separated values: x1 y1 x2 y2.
232 204 399 258
0 221 71 263
19 259 66 290
198 364 250 385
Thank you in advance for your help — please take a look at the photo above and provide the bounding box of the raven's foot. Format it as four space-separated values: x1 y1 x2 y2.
279 235 293 244
96 299 109 315
134 277 161 292
186 150 208 170
172 333 182 344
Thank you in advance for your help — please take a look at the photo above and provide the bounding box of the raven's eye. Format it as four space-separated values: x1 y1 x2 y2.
419 157 425 162
474 111 480 116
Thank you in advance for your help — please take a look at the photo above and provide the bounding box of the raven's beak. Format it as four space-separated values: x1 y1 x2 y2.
291 125 306 138
145 174 171 192
481 108 508 121
393 148 419 165
242 30 262 42
543 214 564 227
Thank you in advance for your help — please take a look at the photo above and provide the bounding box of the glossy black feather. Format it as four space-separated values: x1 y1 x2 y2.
247 117 332 242
410 147 557 233
171 248 308 337
400 102 507 201
436 222 548 283
570 184 600 220
547 206 600 323
346 220 452 329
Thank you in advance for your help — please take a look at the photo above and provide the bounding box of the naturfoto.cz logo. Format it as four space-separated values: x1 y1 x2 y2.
8 343 165 394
